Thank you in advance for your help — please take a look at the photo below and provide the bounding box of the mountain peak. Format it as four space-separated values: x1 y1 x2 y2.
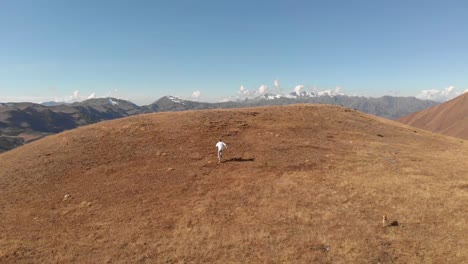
166 95 186 105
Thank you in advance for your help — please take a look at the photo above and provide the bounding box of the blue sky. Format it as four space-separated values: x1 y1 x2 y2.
0 0 467 104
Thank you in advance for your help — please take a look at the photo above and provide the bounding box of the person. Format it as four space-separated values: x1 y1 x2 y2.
215 139 227 162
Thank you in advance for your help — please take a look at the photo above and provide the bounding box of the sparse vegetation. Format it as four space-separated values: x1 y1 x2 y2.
1 104 467 263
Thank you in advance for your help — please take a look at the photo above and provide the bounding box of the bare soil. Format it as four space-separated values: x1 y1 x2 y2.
1 104 468 263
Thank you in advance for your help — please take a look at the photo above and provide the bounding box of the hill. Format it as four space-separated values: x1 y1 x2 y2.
145 95 438 120
0 95 437 153
0 98 141 153
1 104 467 263
398 92 468 140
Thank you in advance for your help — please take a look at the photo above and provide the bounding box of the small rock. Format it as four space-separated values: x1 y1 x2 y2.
167 168 174 171
79 201 92 208
161 152 167 156
63 194 71 201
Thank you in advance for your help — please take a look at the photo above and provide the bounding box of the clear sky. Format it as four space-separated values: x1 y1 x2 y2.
1 0 467 104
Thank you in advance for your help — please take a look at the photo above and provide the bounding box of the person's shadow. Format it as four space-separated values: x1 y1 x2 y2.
224 157 255 163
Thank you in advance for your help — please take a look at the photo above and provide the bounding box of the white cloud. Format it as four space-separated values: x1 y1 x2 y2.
238 85 247 97
317 89 344 96
238 85 257 98
294 85 304 94
416 86 464 102
274 79 279 87
273 79 281 94
236 84 269 98
72 90 79 99
258 84 268 94
192 90 201 99
87 92 96 99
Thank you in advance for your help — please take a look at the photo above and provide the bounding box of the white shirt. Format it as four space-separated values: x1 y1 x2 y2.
216 142 227 151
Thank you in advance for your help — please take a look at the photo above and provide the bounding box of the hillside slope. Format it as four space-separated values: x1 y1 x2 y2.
1 105 468 263
398 92 468 140
0 98 141 153
1 95 437 153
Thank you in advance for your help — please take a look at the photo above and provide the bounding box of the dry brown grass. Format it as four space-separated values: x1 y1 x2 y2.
1 104 468 263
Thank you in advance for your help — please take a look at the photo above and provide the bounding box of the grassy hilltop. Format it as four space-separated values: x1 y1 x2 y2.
1 104 468 263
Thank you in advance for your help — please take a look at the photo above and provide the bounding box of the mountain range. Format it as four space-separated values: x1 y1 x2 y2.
0 94 438 153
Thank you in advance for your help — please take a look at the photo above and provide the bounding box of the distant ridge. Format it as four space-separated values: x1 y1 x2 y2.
398 92 468 140
144 94 437 120
0 95 438 153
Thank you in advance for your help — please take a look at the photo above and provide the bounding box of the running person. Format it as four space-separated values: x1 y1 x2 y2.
215 139 227 162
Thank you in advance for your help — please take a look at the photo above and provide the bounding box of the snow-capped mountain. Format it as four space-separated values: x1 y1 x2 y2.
256 89 346 101
167 96 186 105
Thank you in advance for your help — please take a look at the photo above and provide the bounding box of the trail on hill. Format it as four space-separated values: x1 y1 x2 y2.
1 104 468 263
